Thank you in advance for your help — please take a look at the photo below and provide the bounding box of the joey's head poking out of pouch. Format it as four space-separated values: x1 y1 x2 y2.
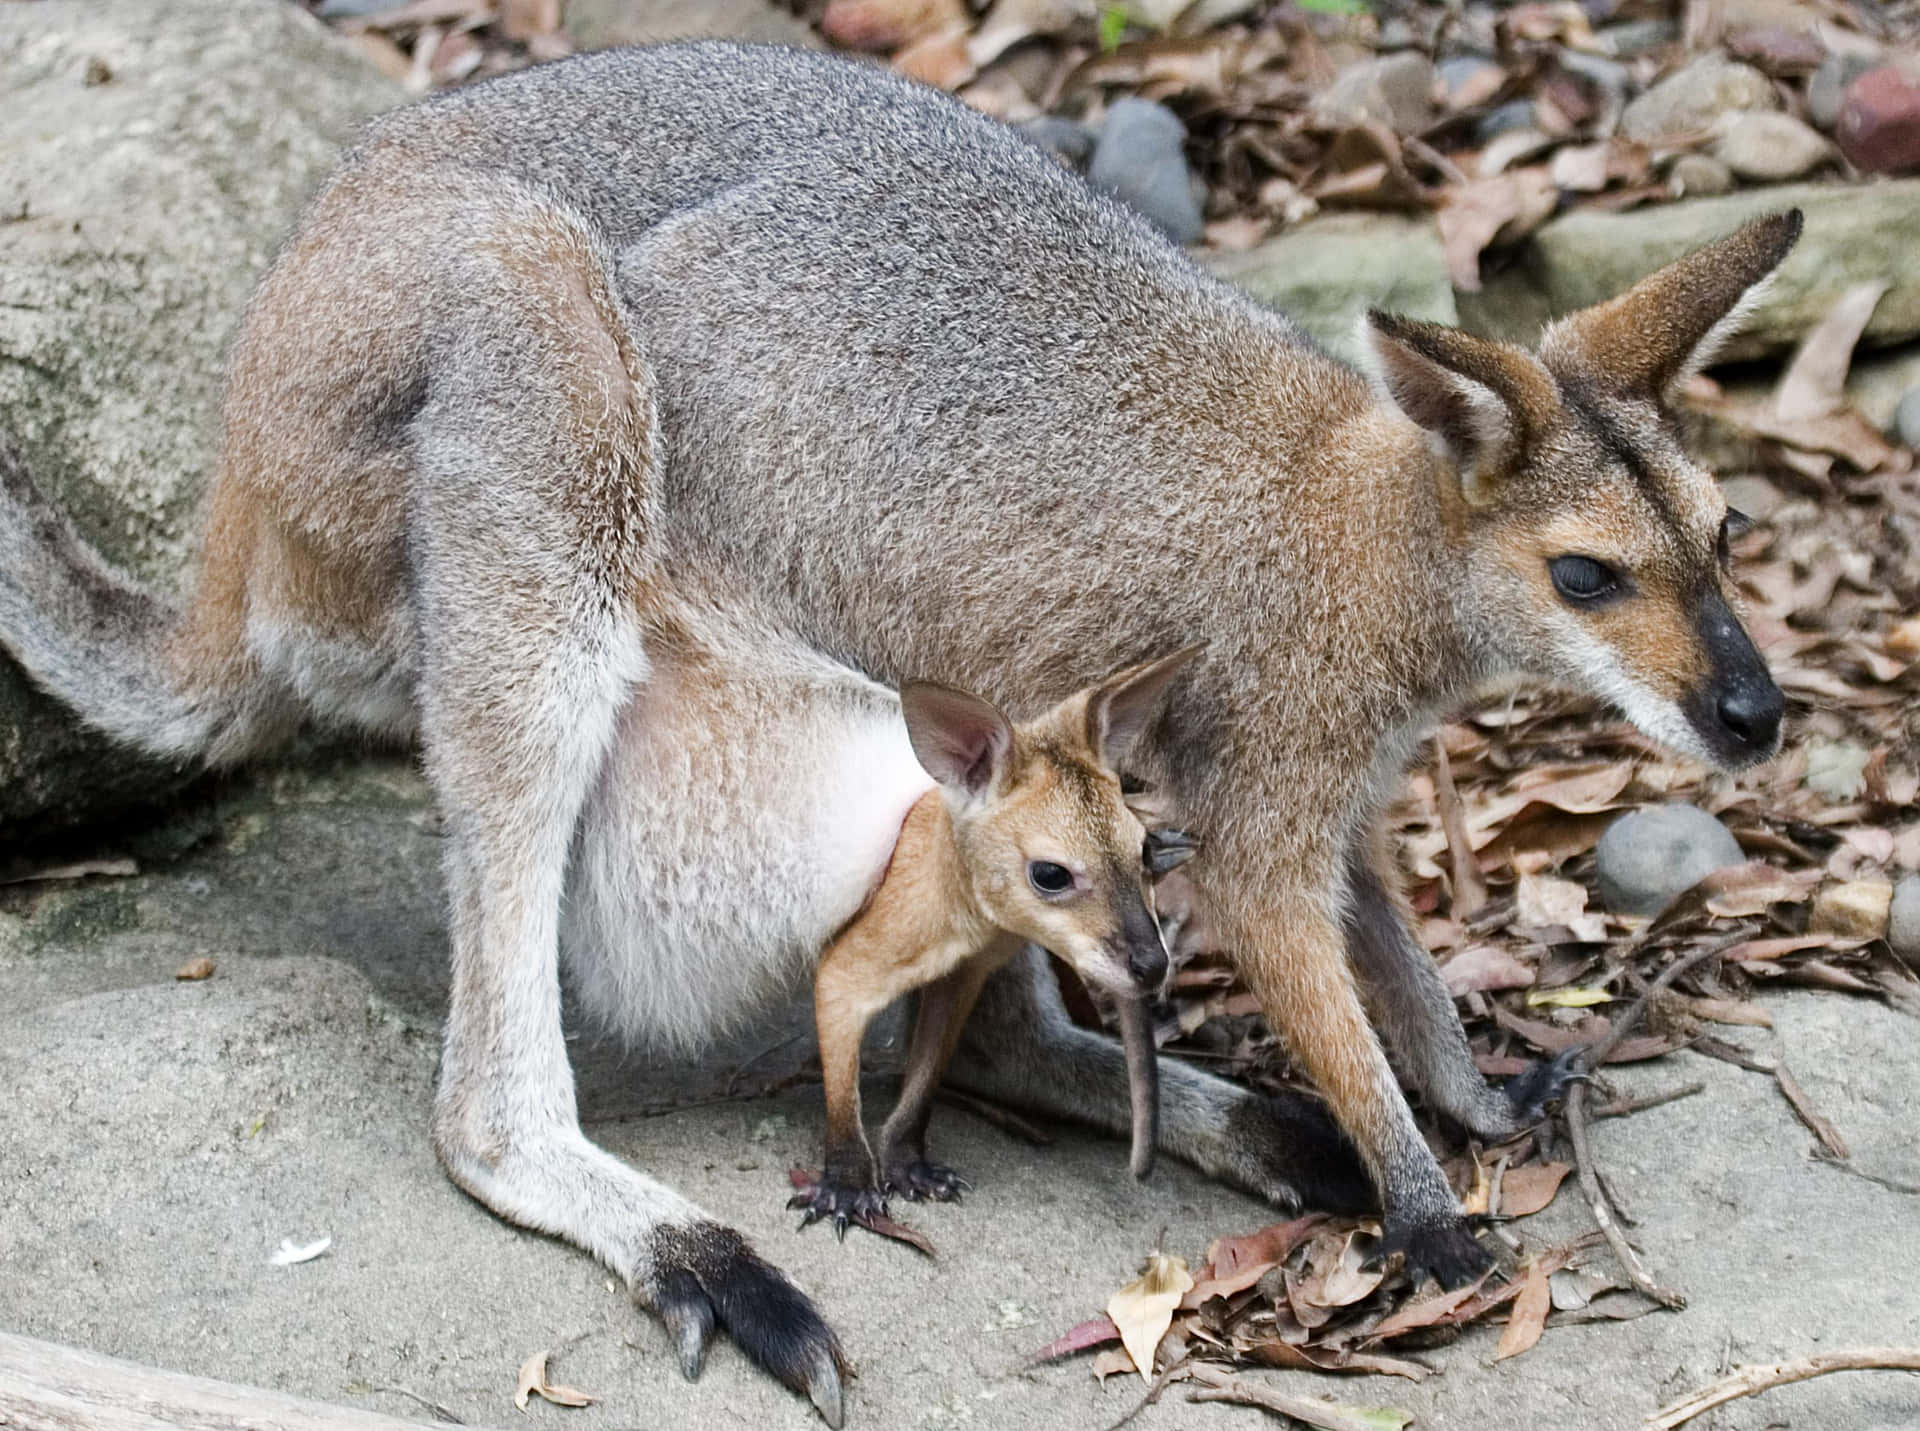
1360 210 1801 772
898 645 1204 1179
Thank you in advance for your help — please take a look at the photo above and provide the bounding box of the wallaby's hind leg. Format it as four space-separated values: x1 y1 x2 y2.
407 195 844 1424
1342 836 1577 1137
949 948 1374 1215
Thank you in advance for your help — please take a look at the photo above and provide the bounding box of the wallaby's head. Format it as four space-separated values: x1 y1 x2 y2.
1361 210 1802 771
900 647 1203 997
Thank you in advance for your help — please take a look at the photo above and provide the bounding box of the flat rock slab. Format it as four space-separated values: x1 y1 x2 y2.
4 758 1919 1429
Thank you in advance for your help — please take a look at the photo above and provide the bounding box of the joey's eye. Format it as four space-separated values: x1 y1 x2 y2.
1548 555 1620 606
1028 861 1074 896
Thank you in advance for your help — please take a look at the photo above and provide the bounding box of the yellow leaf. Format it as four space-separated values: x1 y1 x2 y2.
513 1351 595 1412
1525 986 1611 1008
1106 1251 1194 1384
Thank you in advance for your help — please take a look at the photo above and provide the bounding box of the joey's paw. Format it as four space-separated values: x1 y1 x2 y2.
882 1158 969 1203
1371 1214 1493 1290
1502 1045 1588 1125
649 1221 849 1427
788 1172 890 1240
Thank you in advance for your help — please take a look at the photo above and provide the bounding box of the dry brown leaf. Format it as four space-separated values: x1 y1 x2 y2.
1439 944 1536 998
1437 168 1556 291
1091 1345 1137 1381
1366 1274 1491 1341
1434 741 1487 916
1186 1216 1323 1306
1775 1064 1850 1160
1496 1162 1571 1218
1108 1250 1194 1383
1029 1315 1120 1362
1772 283 1889 424
1494 1259 1551 1361
513 1351 594 1412
174 957 216 982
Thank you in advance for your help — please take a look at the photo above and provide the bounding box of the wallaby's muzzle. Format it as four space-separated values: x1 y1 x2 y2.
1686 587 1785 768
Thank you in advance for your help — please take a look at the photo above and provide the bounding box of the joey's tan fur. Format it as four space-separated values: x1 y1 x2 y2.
803 655 1193 1226
0 41 1801 1426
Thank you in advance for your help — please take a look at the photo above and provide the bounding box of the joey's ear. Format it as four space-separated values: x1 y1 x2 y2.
901 681 1013 798
1361 313 1559 506
1539 209 1803 402
1087 644 1204 769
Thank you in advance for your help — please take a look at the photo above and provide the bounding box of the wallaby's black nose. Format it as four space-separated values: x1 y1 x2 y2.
1717 681 1783 750
1128 943 1169 989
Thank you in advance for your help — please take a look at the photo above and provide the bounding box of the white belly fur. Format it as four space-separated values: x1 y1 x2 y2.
561 634 934 1052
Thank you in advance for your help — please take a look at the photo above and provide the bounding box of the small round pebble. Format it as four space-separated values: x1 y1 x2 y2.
1088 98 1205 245
1890 875 1920 968
1895 385 1920 450
1594 804 1745 917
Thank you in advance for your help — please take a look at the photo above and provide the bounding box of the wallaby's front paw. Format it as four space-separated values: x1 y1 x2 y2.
882 1157 969 1203
788 1171 889 1240
1502 1045 1587 1125
1372 1213 1492 1290
649 1221 849 1427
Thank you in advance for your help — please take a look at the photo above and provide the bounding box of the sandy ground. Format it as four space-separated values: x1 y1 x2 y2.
3 754 1918 1431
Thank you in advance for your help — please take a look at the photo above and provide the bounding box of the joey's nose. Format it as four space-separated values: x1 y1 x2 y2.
1127 942 1169 989
1718 681 1783 750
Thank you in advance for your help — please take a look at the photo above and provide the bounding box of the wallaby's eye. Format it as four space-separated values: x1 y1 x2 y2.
1027 861 1074 897
1548 555 1620 606
1717 509 1750 569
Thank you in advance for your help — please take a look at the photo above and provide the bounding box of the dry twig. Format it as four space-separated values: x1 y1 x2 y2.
1647 1347 1920 1428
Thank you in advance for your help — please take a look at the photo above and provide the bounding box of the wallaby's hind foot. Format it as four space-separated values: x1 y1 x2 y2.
1500 1046 1587 1127
652 1223 850 1426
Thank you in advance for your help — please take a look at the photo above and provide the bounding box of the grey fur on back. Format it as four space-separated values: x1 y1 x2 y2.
364 44 1363 735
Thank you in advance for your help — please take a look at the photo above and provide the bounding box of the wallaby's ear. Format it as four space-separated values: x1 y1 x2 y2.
1360 313 1559 507
1539 209 1803 402
1087 644 1204 769
901 681 1013 799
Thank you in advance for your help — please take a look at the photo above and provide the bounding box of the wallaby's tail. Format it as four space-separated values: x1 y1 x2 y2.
0 435 241 764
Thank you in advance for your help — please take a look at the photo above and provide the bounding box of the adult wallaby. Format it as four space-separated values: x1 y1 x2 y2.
0 39 1792 1428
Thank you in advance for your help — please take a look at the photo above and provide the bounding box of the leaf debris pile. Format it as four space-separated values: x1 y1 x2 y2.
312 0 1920 266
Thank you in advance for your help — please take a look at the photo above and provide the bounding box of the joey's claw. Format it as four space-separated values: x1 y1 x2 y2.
883 1158 969 1202
1370 1214 1493 1290
789 1175 890 1233
647 1222 850 1426
1503 1045 1588 1123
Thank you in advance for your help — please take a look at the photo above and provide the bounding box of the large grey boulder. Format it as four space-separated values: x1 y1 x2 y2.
1459 179 1920 359
1209 212 1458 363
0 0 403 840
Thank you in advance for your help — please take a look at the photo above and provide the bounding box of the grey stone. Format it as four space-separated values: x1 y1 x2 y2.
1595 803 1745 916
0 0 404 839
1668 152 1736 196
1016 114 1097 169
1088 98 1204 246
1599 17 1678 58
1460 179 1920 359
1721 474 1784 522
1209 212 1457 361
4 755 1918 1430
1312 52 1438 134
1436 55 1503 109
1621 55 1778 144
1710 110 1836 181
1889 874 1920 965
1807 49 1878 132
565 0 821 48
1477 99 1539 142
1897 384 1920 448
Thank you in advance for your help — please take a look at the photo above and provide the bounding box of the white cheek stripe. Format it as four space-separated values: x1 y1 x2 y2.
1553 623 1720 767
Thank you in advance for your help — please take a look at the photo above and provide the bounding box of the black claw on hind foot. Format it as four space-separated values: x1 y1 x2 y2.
788 1173 890 1240
1503 1045 1588 1124
650 1221 850 1427
1371 1213 1493 1290
883 1158 969 1202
